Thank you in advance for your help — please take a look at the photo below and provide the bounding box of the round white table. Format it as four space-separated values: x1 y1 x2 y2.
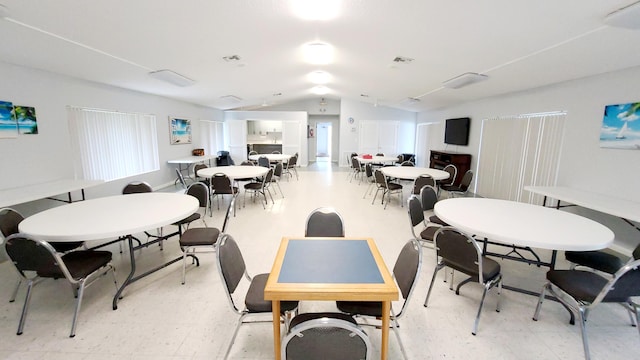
434 198 614 252
198 165 269 181
19 193 198 309
355 156 398 165
249 154 292 162
380 166 450 181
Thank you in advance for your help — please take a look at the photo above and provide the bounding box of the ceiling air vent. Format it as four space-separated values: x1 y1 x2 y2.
222 55 241 62
393 56 414 64
220 95 242 102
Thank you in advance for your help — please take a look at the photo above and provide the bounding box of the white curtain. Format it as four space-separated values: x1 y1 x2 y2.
199 120 224 157
68 107 159 181
477 112 566 203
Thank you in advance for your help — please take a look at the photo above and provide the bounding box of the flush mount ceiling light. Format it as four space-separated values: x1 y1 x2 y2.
290 0 341 21
442 72 488 89
604 1 640 29
304 42 334 65
308 70 331 84
311 85 330 95
148 69 195 87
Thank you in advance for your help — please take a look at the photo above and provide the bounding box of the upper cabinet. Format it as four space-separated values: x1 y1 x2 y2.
247 120 282 143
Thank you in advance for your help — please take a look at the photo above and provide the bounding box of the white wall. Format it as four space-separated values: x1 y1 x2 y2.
418 65 640 253
0 61 222 203
339 99 417 166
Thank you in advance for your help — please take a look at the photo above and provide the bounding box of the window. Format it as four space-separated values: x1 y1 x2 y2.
476 112 566 203
67 107 159 181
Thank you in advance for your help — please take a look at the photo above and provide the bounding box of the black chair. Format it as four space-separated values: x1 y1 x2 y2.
337 239 422 360
4 233 118 337
361 163 376 199
407 194 439 246
436 164 457 191
305 207 345 237
372 169 403 209
122 181 164 249
421 185 449 226
272 162 285 198
424 227 503 335
193 163 210 187
564 243 640 276
441 170 473 198
282 312 372 360
1 207 84 302
400 160 414 167
533 259 640 360
349 156 362 183
243 168 274 209
412 174 435 195
284 154 299 181
257 156 270 168
211 173 239 215
215 234 298 359
179 182 226 284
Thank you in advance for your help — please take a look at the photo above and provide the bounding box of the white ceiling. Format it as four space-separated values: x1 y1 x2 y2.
1 0 639 112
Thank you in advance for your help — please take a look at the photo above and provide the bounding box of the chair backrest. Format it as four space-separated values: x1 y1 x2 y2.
274 162 283 177
211 173 233 194
373 169 386 188
186 182 209 209
412 174 435 194
240 161 254 166
419 185 438 212
288 155 298 167
193 163 208 178
0 207 24 238
350 157 360 171
263 168 274 188
248 150 258 157
122 181 152 194
596 258 640 304
459 170 474 191
407 196 425 228
364 163 374 179
442 164 457 186
216 234 246 299
4 233 73 281
375 153 384 156
400 161 414 167
393 240 422 317
272 150 282 154
305 207 345 237
282 316 372 360
258 156 270 168
434 227 484 283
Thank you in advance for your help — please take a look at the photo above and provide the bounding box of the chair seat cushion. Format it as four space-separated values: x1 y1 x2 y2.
386 182 402 191
289 312 357 329
565 250 624 274
246 273 298 313
440 184 462 192
335 301 382 317
419 226 439 242
443 256 501 282
428 215 449 226
244 182 262 190
179 227 220 247
38 250 112 279
547 270 609 303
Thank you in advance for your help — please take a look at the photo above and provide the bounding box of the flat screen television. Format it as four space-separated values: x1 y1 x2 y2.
444 117 470 145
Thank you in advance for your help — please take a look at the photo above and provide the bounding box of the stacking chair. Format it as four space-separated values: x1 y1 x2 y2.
564 243 640 276
271 162 285 198
216 234 298 360
407 194 439 246
1 208 85 302
257 156 270 168
361 163 376 199
248 150 258 164
399 160 414 167
336 239 422 360
4 233 118 337
284 154 299 181
211 173 239 215
372 169 403 209
533 259 640 360
424 227 502 335
436 164 457 193
305 207 345 237
349 156 362 183
243 168 274 209
122 181 164 248
421 185 449 226
179 182 231 284
440 170 473 198
193 163 211 187
412 174 435 195
282 312 372 360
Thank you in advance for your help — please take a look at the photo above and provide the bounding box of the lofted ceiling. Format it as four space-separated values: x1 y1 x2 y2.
1 0 639 113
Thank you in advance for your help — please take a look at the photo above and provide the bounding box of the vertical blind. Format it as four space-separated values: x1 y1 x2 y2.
199 120 224 157
476 112 566 204
67 107 159 181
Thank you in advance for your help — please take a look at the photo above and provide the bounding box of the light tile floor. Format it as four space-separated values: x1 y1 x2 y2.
1 161 638 359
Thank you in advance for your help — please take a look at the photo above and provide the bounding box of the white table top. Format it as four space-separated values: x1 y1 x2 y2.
0 179 103 208
380 166 450 181
434 198 614 251
355 156 398 164
197 165 269 180
525 186 640 223
248 154 292 162
18 193 198 242
167 155 216 164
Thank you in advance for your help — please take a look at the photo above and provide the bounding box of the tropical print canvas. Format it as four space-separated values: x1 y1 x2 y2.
170 117 192 144
601 102 640 150
14 105 38 134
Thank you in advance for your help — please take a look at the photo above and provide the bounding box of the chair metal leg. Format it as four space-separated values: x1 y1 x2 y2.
9 278 21 302
17 280 35 335
472 284 491 335
424 264 444 307
224 313 247 360
578 307 591 360
532 283 548 321
70 281 86 337
390 310 409 360
495 277 503 312
181 248 189 285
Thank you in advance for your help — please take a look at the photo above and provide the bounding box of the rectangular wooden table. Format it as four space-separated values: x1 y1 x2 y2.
265 237 398 360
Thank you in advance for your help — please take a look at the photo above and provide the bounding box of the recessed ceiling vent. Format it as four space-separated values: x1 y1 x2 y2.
403 97 420 104
220 95 242 102
222 55 241 62
393 56 414 64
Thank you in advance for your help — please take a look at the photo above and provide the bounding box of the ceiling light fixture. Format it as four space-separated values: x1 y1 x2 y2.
148 69 195 87
604 1 640 29
311 85 330 95
308 70 331 84
304 42 334 65
290 0 341 21
442 72 488 89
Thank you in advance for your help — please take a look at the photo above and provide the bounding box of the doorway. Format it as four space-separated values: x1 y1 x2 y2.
316 122 332 162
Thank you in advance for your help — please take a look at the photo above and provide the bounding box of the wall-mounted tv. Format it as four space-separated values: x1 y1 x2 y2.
444 117 470 145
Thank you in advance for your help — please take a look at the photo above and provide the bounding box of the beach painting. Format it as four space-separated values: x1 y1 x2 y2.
14 105 38 134
0 100 18 138
170 117 192 144
600 102 640 150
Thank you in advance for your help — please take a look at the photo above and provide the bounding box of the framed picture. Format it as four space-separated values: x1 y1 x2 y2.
14 105 38 134
600 102 640 150
0 100 18 139
169 116 192 145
